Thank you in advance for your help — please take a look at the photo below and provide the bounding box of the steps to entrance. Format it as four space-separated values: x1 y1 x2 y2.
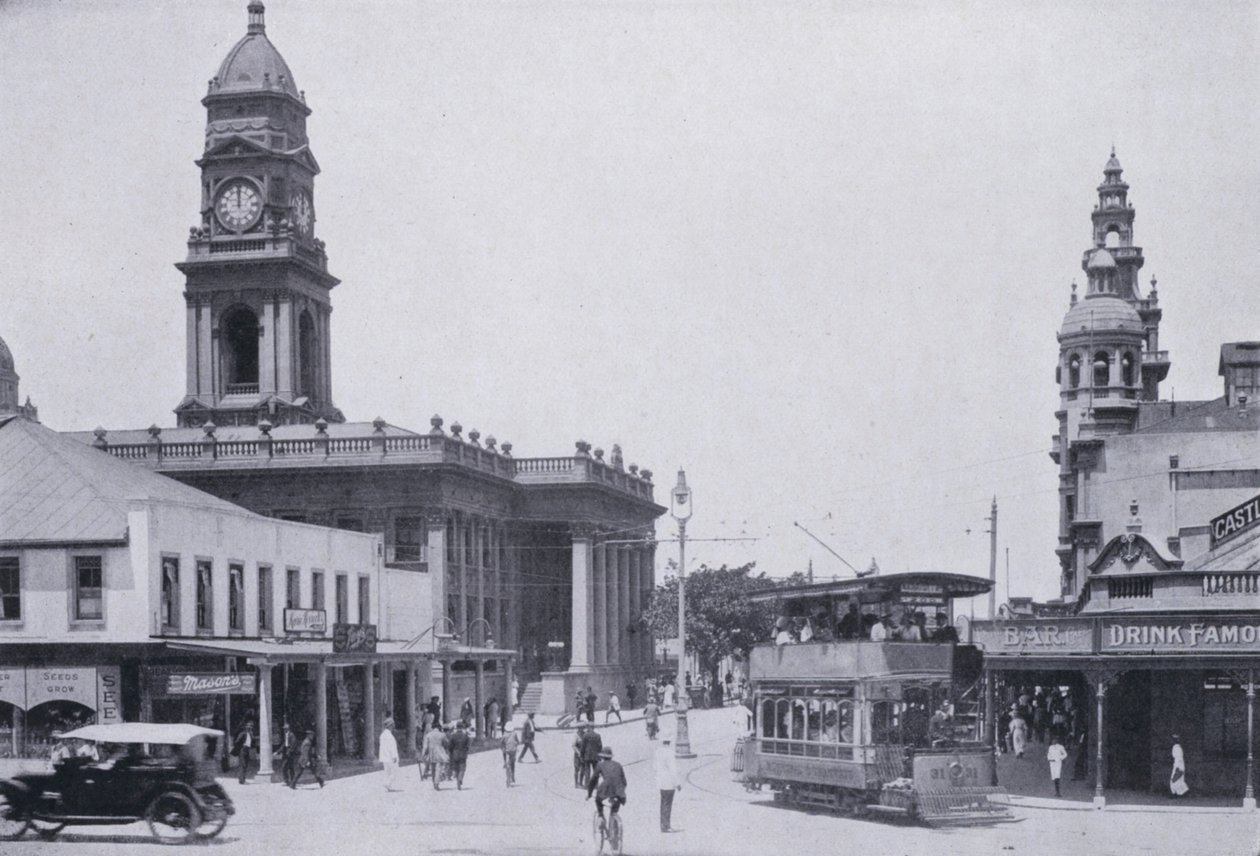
517 682 543 714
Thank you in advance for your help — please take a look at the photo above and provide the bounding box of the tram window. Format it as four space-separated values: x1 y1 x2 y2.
806 700 822 742
790 699 807 741
872 701 903 744
821 700 839 741
838 700 854 744
775 699 791 740
761 699 776 738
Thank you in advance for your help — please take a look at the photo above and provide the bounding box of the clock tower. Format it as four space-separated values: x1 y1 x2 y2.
175 1 343 427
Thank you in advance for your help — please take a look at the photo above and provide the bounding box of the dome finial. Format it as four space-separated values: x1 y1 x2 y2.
247 1 266 35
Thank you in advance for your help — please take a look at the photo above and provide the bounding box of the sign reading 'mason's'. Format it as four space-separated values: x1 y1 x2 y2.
1210 492 1260 547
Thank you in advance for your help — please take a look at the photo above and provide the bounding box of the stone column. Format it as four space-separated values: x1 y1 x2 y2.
257 663 274 776
259 292 276 395
425 510 447 629
607 544 621 666
363 663 376 762
457 516 469 631
405 663 418 757
314 661 328 766
275 292 294 399
1246 672 1256 809
570 528 594 670
475 518 486 633
474 661 485 739
196 298 213 397
643 542 657 665
618 546 631 669
628 548 641 666
505 657 515 712
441 661 451 723
185 298 200 397
592 540 606 665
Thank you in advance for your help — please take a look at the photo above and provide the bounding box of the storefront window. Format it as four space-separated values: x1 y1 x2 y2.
228 563 244 631
0 556 20 621
358 576 370 625
393 516 426 562
335 574 348 624
73 555 103 621
258 565 273 632
161 556 179 632
286 567 300 609
1204 676 1248 758
196 559 213 631
311 570 325 611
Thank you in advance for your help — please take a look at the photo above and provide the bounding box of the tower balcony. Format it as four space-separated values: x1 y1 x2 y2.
180 230 333 280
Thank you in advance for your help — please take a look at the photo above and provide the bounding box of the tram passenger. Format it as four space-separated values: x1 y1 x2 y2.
932 613 959 643
929 704 952 746
837 603 864 639
798 618 814 642
774 617 794 645
869 614 891 641
899 613 921 641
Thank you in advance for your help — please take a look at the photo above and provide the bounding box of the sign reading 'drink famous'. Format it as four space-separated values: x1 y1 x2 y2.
970 620 1094 654
284 608 327 634
1210 492 1260 547
1102 618 1260 653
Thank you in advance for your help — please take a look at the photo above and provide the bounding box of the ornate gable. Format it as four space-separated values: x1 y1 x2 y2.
1089 532 1182 575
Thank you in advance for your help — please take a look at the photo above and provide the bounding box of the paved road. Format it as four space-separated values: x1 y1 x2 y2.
5 708 1260 855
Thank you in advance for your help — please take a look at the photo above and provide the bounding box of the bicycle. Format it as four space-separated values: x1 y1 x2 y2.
591 804 623 855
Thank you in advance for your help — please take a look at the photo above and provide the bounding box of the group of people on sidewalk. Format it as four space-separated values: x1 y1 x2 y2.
231 720 324 789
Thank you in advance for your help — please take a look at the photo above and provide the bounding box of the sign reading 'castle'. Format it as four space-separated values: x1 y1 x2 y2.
1209 492 1260 547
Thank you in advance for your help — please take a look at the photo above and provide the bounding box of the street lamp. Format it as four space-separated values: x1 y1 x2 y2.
671 469 696 759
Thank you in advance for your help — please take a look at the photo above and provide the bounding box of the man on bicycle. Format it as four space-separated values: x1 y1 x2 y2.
586 746 627 823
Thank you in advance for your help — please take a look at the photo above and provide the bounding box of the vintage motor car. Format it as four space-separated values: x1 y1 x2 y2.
0 722 234 844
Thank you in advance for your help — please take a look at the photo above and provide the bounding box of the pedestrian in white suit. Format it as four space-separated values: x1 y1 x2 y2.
379 717 400 792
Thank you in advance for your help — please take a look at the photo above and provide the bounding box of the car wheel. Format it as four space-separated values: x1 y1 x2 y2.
30 817 67 840
195 803 228 839
0 792 30 840
146 791 201 845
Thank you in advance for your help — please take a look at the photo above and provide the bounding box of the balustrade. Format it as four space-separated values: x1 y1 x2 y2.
1203 574 1260 597
1108 576 1153 599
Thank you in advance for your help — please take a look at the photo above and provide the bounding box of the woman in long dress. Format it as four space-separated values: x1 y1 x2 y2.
1170 735 1190 796
1008 709 1029 758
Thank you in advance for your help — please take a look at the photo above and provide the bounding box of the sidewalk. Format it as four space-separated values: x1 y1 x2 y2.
996 741 1252 813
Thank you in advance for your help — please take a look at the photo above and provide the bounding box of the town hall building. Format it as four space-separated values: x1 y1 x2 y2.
65 2 666 719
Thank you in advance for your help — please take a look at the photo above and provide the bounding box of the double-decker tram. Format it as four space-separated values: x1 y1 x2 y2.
734 572 1014 826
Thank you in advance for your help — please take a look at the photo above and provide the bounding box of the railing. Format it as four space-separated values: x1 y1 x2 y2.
1108 576 1153 599
1202 574 1260 596
225 383 259 396
89 433 655 501
758 739 854 760
208 239 267 254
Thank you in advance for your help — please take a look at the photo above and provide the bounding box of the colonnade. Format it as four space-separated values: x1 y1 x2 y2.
571 528 655 670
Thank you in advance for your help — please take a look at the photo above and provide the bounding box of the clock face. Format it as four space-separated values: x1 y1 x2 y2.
215 180 262 230
290 191 313 237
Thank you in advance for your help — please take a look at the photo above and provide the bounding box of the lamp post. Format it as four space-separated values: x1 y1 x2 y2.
671 469 696 759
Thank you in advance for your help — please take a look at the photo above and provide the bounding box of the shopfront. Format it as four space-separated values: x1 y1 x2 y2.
0 665 123 758
972 615 1260 807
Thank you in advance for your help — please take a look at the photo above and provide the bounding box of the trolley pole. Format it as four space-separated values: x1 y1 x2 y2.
671 470 696 759
987 497 998 619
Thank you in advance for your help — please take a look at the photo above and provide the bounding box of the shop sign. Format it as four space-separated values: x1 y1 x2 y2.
96 665 122 725
333 623 377 654
164 672 257 696
25 667 97 709
1102 618 1260 653
971 620 1094 654
1210 493 1260 547
284 608 327 634
0 669 26 709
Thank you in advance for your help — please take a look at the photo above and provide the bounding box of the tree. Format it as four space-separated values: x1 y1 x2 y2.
643 562 783 693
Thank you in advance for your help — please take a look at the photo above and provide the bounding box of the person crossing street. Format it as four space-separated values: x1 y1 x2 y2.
518 712 540 763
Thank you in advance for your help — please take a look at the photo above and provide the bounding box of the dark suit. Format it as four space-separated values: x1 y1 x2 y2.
232 729 254 784
587 759 628 817
446 729 471 788
579 730 603 785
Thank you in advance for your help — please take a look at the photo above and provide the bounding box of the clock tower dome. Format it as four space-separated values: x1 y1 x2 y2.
175 1 343 427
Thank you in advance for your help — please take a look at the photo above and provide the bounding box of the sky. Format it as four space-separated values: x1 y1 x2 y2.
2 0 1258 609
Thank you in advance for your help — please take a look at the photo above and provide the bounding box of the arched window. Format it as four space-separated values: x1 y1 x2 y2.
221 306 259 390
775 699 791 740
1104 229 1121 248
298 309 317 397
1122 352 1135 386
790 699 807 741
838 700 854 744
1093 351 1110 388
761 699 776 738
1068 354 1081 388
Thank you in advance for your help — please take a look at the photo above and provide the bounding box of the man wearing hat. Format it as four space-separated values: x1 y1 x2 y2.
655 736 681 832
280 723 299 788
379 716 400 792
586 746 628 825
446 721 471 790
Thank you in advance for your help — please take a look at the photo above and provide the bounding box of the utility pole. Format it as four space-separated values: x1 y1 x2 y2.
986 497 998 619
807 558 814 584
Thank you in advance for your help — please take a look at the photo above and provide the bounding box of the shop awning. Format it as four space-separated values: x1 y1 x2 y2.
164 638 515 665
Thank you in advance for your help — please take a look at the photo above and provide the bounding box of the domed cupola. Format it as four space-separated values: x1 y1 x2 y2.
0 333 39 422
213 2 300 98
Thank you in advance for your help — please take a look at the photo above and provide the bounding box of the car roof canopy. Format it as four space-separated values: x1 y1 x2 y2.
60 723 224 744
